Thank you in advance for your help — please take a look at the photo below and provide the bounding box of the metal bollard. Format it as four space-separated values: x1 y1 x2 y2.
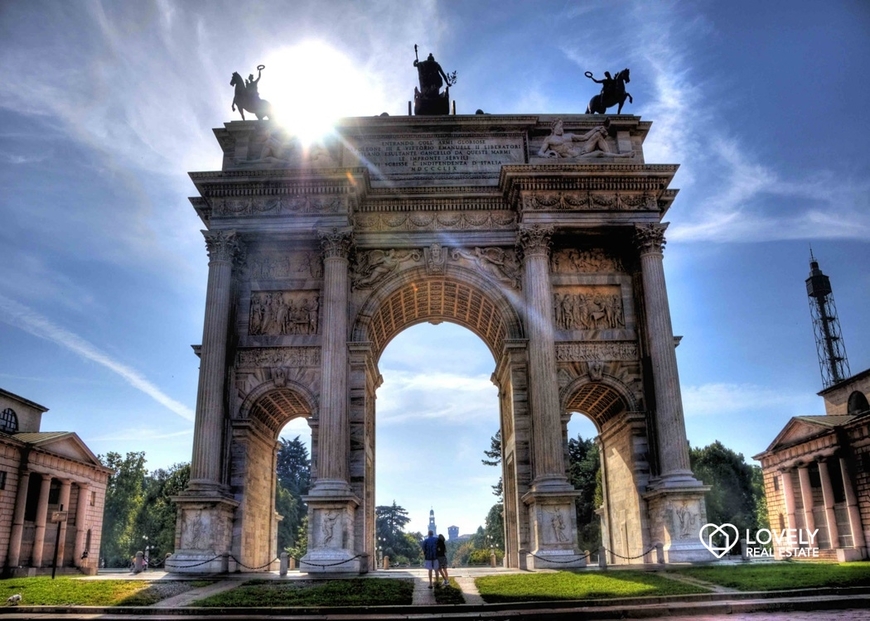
382 555 390 570
289 556 296 570
280 552 288 576
598 546 607 569
740 538 749 561
656 542 665 564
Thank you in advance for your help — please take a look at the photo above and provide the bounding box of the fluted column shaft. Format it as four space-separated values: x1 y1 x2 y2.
518 226 568 489
634 224 692 479
56 480 72 566
797 465 815 535
190 230 240 488
31 473 52 567
312 229 353 491
73 483 90 566
7 470 30 567
782 470 797 529
840 457 865 550
817 460 840 549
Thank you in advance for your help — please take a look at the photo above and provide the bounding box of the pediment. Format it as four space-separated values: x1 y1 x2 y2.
31 433 102 467
764 417 833 452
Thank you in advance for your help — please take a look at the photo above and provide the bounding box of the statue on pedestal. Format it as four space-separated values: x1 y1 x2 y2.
585 68 633 114
413 46 456 116
231 64 274 120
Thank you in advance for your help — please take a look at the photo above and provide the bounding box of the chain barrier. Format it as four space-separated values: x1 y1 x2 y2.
601 545 658 561
299 554 365 569
229 555 281 571
162 554 223 569
527 549 592 564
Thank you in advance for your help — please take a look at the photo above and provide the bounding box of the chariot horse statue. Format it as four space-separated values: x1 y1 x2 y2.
585 68 632 114
231 65 274 120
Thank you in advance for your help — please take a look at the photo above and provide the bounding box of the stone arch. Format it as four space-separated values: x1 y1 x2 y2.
232 380 316 571
847 390 869 415
352 264 525 361
561 376 651 563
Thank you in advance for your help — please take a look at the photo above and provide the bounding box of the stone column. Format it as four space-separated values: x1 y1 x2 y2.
840 457 867 557
817 459 840 550
7 470 30 568
635 224 709 563
189 230 241 490
301 228 362 574
633 224 693 482
73 483 90 567
782 470 798 530
56 480 72 566
797 465 815 536
31 474 52 567
516 226 582 570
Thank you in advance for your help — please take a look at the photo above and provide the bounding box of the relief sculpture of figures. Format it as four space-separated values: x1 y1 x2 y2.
552 248 623 273
549 510 569 543
538 119 633 159
585 68 633 114
321 511 340 546
352 249 422 289
554 292 624 330
450 247 521 289
249 292 319 336
230 64 273 120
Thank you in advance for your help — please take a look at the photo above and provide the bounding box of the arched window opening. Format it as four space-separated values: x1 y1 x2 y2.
847 391 869 415
0 408 18 434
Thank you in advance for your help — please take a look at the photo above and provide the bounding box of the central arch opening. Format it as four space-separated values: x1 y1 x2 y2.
375 322 501 566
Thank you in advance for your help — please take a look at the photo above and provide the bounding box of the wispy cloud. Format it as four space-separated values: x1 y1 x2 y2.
0 294 194 421
682 382 819 417
376 369 498 425
89 427 191 442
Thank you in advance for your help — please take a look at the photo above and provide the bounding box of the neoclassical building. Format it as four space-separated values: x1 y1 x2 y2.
168 113 712 574
0 389 109 575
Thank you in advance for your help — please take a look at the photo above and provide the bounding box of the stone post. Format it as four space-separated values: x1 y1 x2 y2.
635 224 709 562
189 230 241 490
73 483 90 568
516 225 583 570
56 480 72 566
796 465 815 537
300 228 362 574
817 459 840 550
7 470 30 568
840 457 867 558
31 474 52 567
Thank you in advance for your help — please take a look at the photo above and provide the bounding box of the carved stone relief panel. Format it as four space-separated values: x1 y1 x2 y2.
522 192 656 212
450 247 521 289
551 248 624 273
236 347 321 369
249 291 319 335
245 251 323 280
211 195 345 217
355 210 516 232
554 286 624 331
350 249 423 289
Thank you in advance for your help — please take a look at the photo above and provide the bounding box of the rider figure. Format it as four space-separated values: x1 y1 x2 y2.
246 67 263 102
414 53 450 97
590 71 615 103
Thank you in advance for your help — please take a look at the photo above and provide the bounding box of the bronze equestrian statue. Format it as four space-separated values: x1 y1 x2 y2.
585 69 633 114
231 64 274 120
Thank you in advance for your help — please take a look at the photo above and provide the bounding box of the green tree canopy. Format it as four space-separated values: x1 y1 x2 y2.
99 451 147 567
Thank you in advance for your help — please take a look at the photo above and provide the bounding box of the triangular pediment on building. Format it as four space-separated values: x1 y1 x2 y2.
759 415 853 456
13 431 103 468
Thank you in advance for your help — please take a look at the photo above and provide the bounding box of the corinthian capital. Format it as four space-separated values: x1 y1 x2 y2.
516 225 554 259
203 230 241 263
318 227 353 259
633 223 668 255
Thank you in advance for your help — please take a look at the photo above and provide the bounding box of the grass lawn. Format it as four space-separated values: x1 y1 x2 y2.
0 577 213 606
433 578 465 604
194 578 414 607
673 562 870 591
475 570 709 603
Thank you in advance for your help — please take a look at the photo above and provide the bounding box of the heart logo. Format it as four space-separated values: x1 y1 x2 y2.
699 523 739 558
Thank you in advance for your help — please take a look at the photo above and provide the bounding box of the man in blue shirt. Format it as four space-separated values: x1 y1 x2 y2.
422 530 439 588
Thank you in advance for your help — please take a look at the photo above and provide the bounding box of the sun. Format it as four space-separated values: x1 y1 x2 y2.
260 41 384 145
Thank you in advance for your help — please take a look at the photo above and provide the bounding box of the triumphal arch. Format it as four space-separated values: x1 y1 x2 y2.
167 111 712 573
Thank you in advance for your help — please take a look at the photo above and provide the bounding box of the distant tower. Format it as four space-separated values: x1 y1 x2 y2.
448 525 459 541
428 508 437 536
806 251 851 388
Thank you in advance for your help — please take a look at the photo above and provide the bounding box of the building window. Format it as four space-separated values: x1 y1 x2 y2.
90 491 96 506
847 391 869 415
779 514 785 530
0 471 6 490
0 408 18 434
773 475 780 492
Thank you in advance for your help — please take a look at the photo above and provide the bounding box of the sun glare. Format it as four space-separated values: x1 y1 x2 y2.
262 41 384 145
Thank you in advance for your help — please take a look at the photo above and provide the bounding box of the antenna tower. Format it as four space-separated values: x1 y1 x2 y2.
805 251 850 388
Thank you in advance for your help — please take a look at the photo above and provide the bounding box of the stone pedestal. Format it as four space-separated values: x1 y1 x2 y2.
166 496 238 574
300 496 367 574
644 487 711 562
522 491 585 569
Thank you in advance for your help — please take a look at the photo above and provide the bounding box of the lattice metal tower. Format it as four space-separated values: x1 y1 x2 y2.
806 251 850 388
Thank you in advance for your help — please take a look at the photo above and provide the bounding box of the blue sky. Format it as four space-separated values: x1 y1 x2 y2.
1 1 868 536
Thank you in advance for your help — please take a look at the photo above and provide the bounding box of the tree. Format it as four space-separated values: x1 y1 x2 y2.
376 501 414 564
690 441 765 537
481 430 503 500
135 462 189 564
483 503 505 551
567 434 602 551
100 451 147 567
275 436 310 552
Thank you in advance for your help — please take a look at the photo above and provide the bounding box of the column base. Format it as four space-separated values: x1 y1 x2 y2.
837 547 867 562
166 493 239 575
301 492 365 575
522 489 585 570
644 486 713 563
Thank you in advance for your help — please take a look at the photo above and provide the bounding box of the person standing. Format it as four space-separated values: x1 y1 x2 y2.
422 530 439 589
436 534 449 587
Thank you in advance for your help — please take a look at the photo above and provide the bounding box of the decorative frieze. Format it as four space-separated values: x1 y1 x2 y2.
249 292 319 336
211 195 344 217
554 287 624 330
523 192 657 212
355 210 516 232
245 252 323 280
551 248 624 273
555 342 638 362
450 247 521 289
350 249 423 289
237 347 321 368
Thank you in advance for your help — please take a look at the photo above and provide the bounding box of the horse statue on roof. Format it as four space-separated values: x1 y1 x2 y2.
231 65 274 120
585 68 633 115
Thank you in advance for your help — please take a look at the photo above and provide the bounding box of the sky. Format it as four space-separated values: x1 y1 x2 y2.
1 1 868 537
